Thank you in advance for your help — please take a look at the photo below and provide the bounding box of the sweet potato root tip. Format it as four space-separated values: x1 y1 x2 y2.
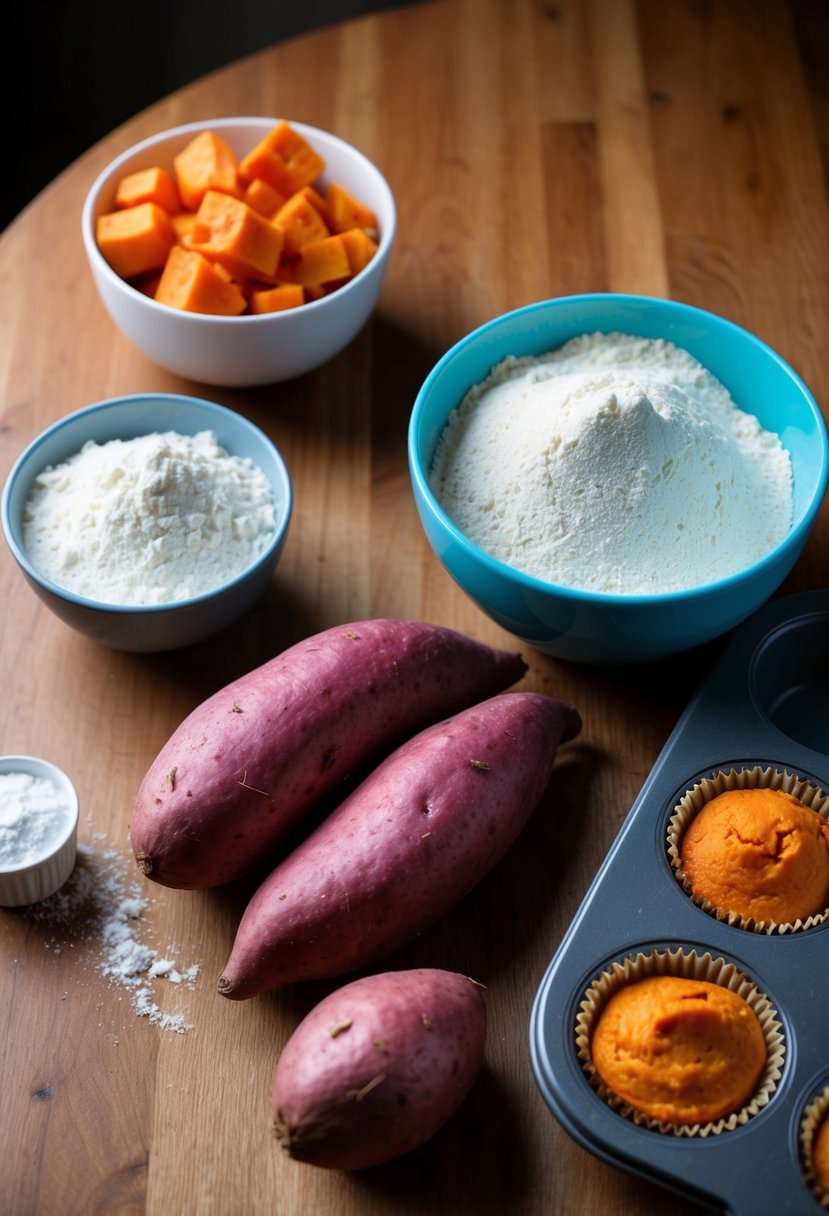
274 1119 311 1153
275 1119 333 1163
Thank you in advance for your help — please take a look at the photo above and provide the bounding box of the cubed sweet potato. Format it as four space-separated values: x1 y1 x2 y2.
96 202 175 279
244 178 288 219
154 246 246 315
186 190 284 281
283 234 351 288
325 181 378 234
115 166 181 215
340 227 378 275
248 284 305 313
173 129 241 211
273 191 330 255
239 120 325 196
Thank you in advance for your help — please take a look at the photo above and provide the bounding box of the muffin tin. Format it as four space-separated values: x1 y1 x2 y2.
530 590 829 1215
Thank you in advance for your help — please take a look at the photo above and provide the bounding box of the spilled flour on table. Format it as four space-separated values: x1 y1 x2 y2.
22 832 201 1033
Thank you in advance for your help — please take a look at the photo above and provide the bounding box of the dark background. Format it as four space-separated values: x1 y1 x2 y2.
3 0 415 232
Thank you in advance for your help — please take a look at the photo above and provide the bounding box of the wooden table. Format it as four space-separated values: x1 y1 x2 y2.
1 2 826 1213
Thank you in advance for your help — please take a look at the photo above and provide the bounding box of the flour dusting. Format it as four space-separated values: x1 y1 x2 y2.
23 834 200 1033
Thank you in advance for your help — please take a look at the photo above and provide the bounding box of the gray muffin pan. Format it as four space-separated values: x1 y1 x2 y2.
530 590 829 1215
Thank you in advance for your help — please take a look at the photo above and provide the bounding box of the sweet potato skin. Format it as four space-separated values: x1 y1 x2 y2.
219 692 580 997
272 968 486 1170
130 620 527 890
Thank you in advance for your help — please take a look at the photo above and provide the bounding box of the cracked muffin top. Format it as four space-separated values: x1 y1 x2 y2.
679 787 829 925
590 975 767 1125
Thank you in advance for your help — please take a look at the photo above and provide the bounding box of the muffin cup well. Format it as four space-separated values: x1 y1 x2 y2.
667 766 829 934
576 947 785 1137
801 1085 829 1207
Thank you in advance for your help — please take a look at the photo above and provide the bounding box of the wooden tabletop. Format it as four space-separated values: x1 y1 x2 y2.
1 2 827 1213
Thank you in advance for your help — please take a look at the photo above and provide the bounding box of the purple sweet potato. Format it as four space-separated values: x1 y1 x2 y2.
272 968 487 1170
130 619 526 889
218 691 580 998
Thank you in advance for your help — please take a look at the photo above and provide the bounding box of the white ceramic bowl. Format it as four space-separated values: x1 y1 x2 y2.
81 117 396 386
0 755 79 906
1 393 293 652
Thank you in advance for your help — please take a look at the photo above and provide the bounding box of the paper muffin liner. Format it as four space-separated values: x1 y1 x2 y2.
667 766 829 934
575 947 785 1137
801 1085 829 1206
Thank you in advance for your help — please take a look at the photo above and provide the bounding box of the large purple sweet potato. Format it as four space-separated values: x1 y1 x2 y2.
219 691 580 998
272 968 487 1170
130 619 526 889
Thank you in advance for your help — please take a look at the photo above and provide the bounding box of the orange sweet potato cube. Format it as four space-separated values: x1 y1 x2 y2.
96 202 175 279
239 121 325 196
248 284 305 314
155 246 247 315
187 190 283 280
171 212 199 242
173 131 241 211
286 233 351 288
296 185 331 226
244 178 287 218
273 191 330 255
325 181 377 234
114 166 181 215
340 227 378 275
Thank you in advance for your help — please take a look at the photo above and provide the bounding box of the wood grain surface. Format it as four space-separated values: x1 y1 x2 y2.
1 2 826 1213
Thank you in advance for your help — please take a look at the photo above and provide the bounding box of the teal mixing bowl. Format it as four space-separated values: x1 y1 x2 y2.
408 294 828 665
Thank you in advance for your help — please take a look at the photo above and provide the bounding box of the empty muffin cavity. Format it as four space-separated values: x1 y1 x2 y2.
667 766 829 934
576 947 784 1137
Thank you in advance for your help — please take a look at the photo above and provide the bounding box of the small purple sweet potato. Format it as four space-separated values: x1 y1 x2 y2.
219 691 580 998
272 968 487 1170
130 619 527 889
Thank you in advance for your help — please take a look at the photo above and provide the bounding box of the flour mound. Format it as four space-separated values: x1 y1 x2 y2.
23 429 277 605
430 333 793 595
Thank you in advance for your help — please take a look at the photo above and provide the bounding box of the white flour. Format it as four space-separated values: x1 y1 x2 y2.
23 834 200 1034
429 332 793 595
23 430 276 605
0 771 73 866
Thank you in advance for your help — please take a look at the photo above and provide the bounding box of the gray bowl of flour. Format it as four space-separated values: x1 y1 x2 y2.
1 393 293 652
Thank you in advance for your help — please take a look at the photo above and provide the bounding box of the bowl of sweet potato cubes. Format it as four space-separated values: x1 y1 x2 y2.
81 117 396 386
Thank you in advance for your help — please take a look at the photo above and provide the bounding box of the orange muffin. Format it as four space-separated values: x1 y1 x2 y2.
680 787 829 925
590 975 767 1125
815 1111 829 1193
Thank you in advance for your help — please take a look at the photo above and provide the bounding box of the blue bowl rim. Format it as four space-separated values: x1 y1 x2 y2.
80 116 398 324
408 292 829 608
1 392 294 615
